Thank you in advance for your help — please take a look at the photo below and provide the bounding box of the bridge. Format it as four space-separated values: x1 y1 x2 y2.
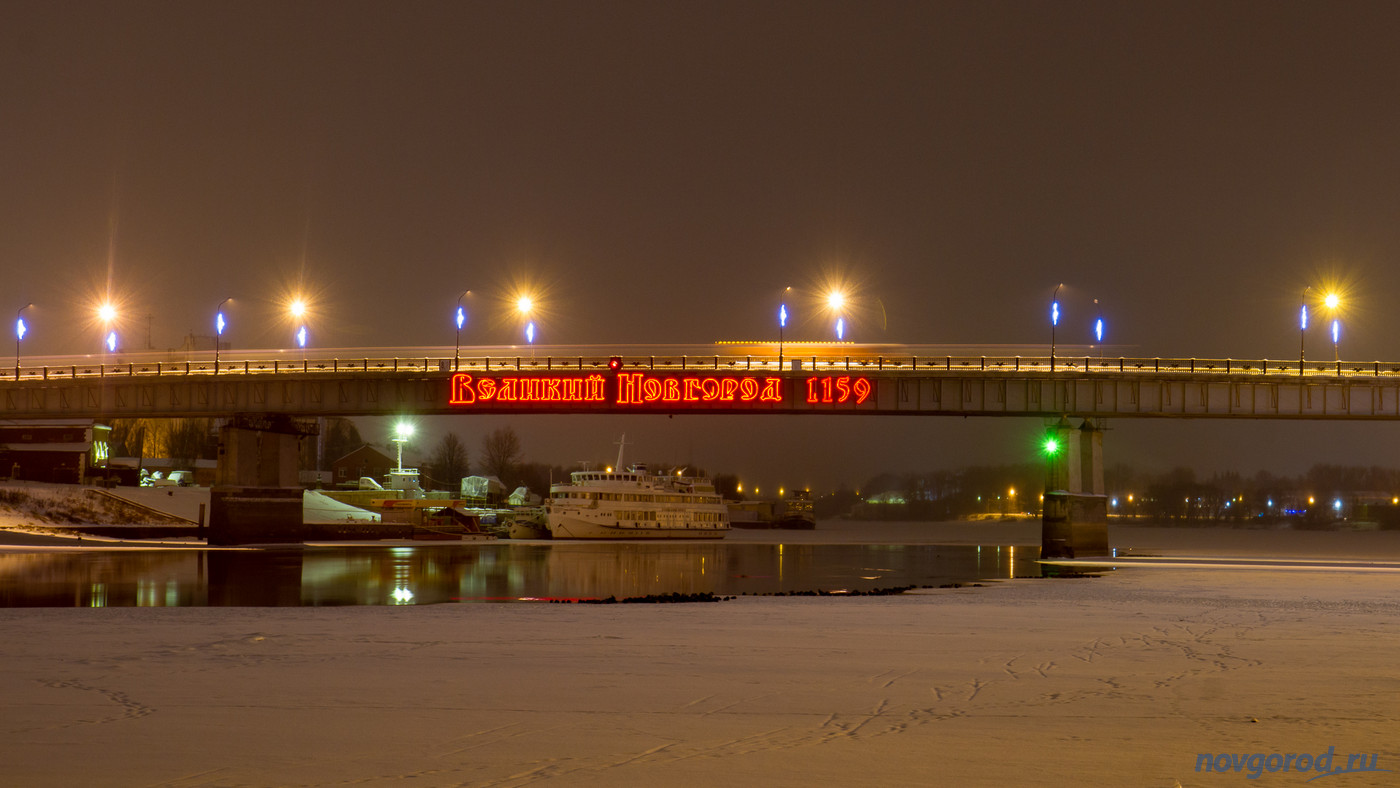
4 346 1400 420
4 344 1396 553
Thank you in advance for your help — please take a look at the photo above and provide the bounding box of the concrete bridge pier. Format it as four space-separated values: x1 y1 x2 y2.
208 415 317 546
1040 417 1109 559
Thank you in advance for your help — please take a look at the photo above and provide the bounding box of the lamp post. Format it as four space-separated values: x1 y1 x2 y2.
1299 286 1310 377
392 422 414 473
828 289 846 341
1092 297 1106 360
1324 292 1341 364
1050 283 1063 372
99 302 118 357
454 290 470 371
15 303 32 381
214 297 230 374
290 298 308 354
778 286 790 369
517 295 535 358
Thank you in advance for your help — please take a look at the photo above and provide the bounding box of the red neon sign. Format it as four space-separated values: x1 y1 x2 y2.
804 375 872 405
616 372 782 405
449 372 874 409
450 373 607 405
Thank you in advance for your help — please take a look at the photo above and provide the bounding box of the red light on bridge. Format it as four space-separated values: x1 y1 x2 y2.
608 357 623 372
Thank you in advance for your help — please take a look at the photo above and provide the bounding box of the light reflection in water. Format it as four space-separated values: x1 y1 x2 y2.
0 542 1042 607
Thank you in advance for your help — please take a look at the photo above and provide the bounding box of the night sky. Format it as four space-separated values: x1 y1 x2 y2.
5 2 1400 491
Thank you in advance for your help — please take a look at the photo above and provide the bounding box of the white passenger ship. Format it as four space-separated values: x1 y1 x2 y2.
546 443 730 539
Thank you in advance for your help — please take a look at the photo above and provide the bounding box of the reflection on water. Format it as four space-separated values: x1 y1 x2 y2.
0 542 1042 607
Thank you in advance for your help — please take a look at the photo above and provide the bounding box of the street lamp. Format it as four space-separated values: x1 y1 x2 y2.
214 297 231 374
778 285 790 369
1324 292 1341 363
99 302 118 355
1093 298 1104 350
15 303 32 381
1299 286 1310 377
454 290 471 370
392 422 414 473
827 289 846 341
1050 283 1063 371
517 295 536 355
290 298 308 350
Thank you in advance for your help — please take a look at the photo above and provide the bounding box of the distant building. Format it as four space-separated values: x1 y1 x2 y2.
0 419 112 483
331 444 396 487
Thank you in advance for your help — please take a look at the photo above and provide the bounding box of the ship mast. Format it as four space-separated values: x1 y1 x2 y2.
613 434 629 471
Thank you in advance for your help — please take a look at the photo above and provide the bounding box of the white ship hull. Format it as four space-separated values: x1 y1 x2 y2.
548 511 729 539
546 448 730 540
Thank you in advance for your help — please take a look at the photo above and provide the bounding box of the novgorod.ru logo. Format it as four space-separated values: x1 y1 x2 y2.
1196 746 1389 780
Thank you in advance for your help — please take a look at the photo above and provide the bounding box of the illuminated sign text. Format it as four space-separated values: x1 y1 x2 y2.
450 373 607 405
805 375 872 405
449 372 874 410
616 373 782 405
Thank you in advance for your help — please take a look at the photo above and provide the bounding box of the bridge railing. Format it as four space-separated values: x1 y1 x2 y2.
7 354 1400 382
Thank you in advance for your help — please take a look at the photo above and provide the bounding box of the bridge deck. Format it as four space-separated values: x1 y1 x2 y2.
2 353 1399 420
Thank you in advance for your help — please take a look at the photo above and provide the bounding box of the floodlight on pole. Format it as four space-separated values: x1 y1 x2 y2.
1050 283 1063 371
392 422 414 473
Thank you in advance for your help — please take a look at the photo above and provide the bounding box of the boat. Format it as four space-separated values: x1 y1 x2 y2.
774 490 816 529
545 438 730 539
726 490 816 530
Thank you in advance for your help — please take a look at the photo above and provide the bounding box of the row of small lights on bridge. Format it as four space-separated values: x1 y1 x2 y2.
10 283 1348 365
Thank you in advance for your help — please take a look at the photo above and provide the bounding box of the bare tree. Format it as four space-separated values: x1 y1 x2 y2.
427 432 470 491
167 418 214 466
480 426 522 482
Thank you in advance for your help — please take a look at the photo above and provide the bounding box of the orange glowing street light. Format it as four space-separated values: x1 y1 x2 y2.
98 301 118 352
289 297 309 348
517 294 536 347
826 289 847 340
